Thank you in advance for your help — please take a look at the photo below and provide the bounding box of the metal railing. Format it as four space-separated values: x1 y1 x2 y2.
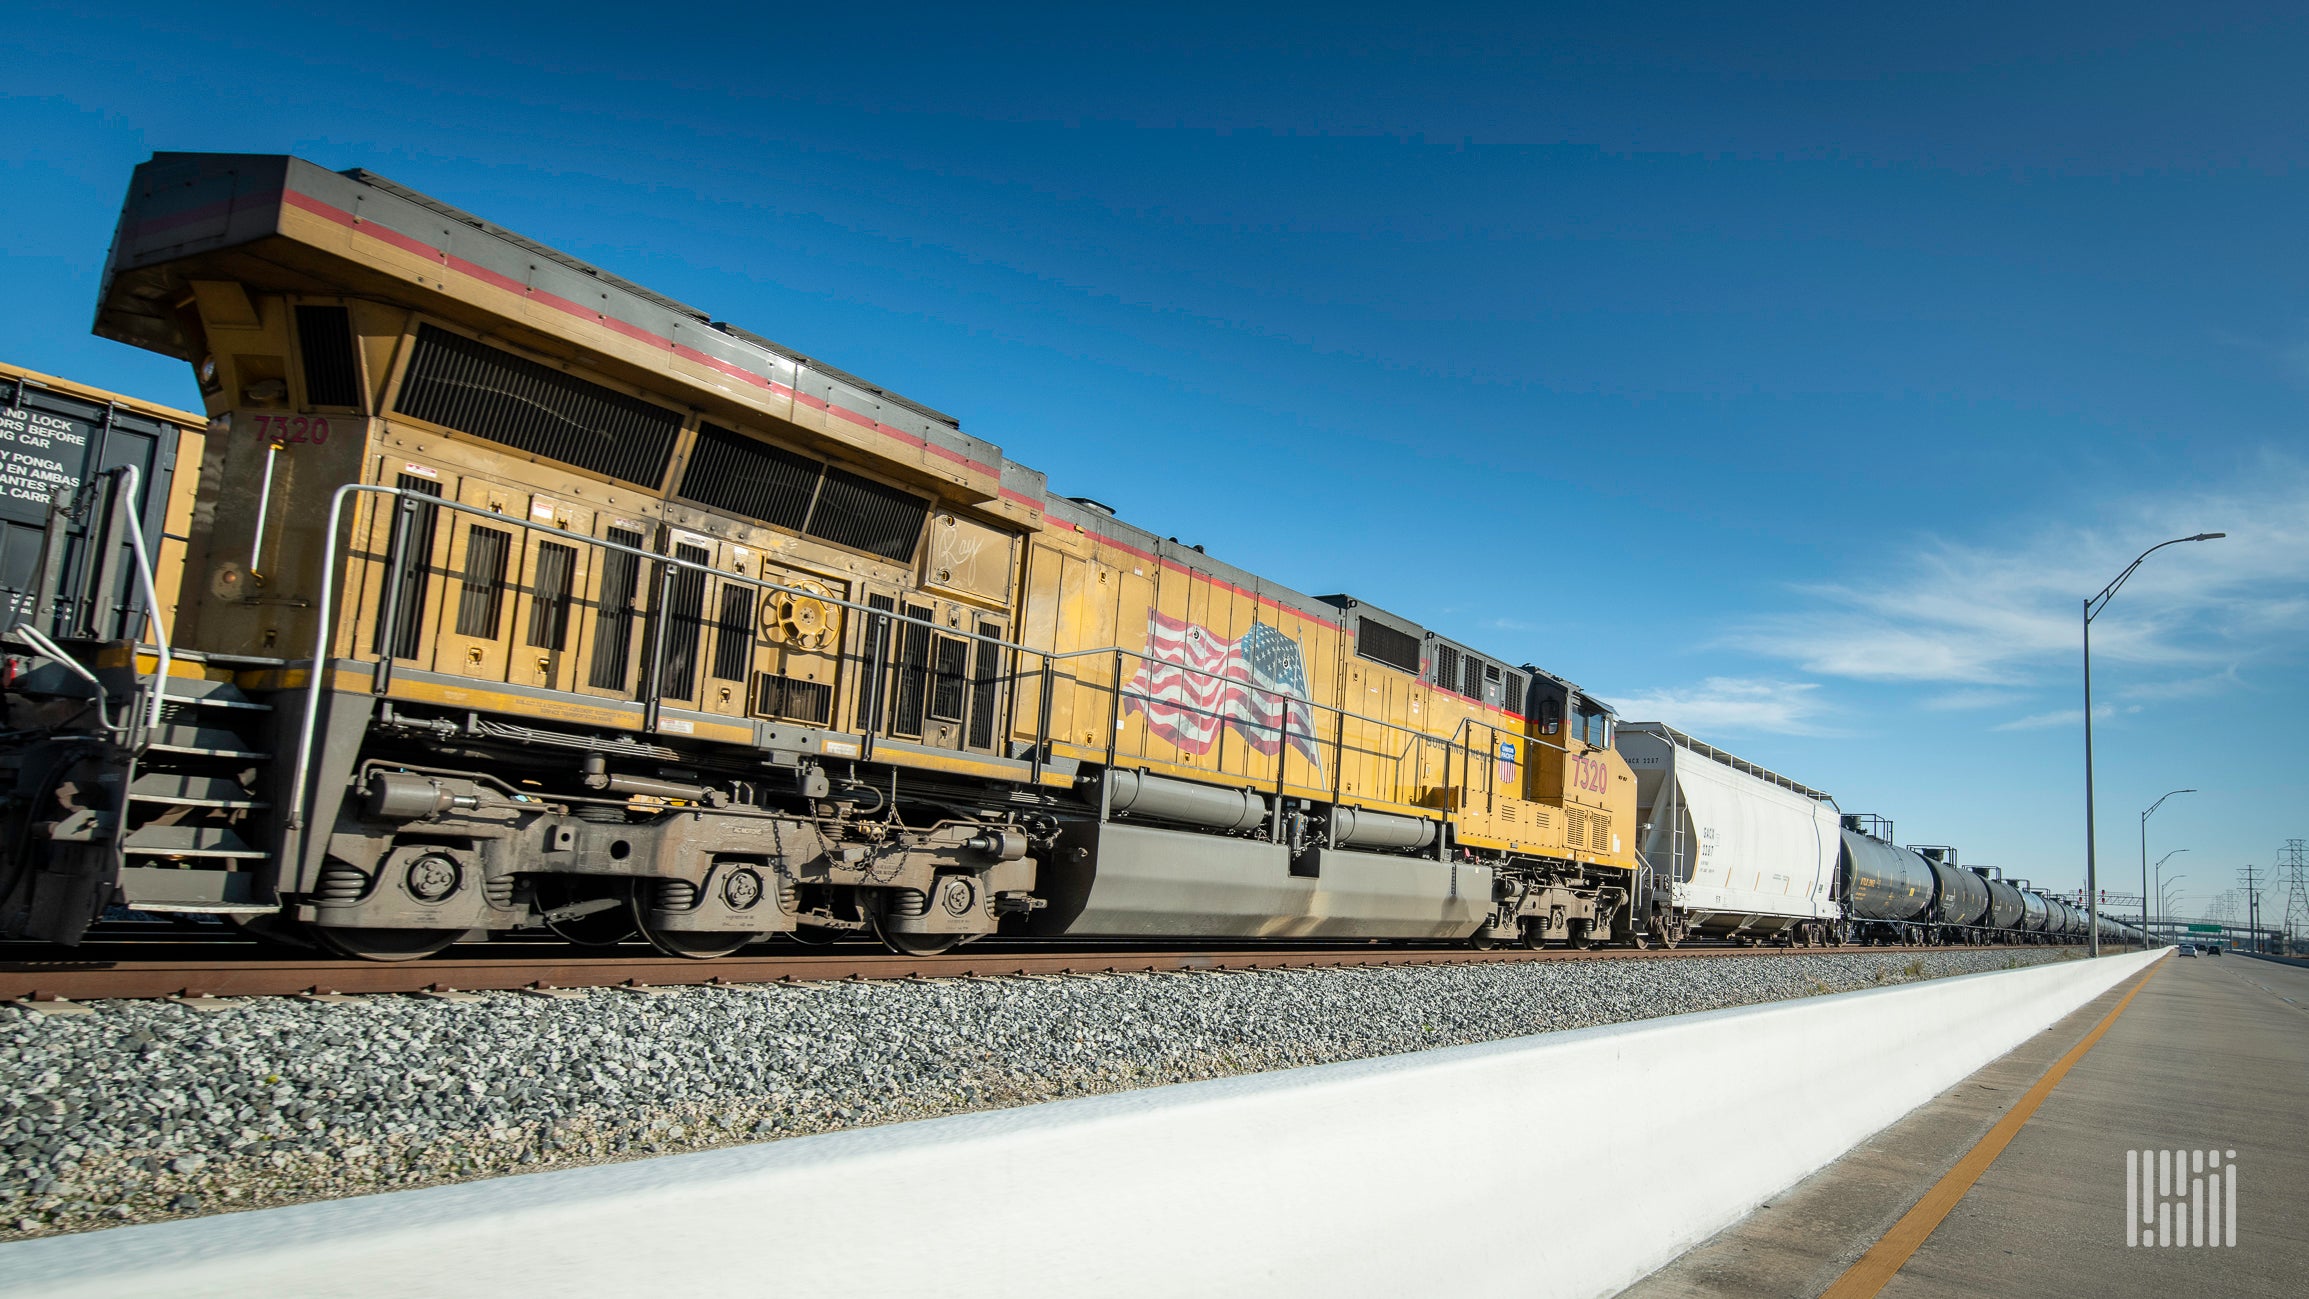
289 483 1577 838
4 464 174 732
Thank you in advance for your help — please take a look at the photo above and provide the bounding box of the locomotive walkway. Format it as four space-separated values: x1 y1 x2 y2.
1618 952 2309 1298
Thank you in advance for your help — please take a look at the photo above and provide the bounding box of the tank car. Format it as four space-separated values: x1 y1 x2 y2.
1834 814 1936 945
0 152 1640 959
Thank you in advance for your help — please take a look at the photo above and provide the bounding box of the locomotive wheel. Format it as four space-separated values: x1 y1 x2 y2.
1467 930 1499 951
1567 922 1595 951
1519 922 1547 951
311 925 463 962
225 911 322 952
630 895 761 959
870 907 963 956
1626 929 1652 951
639 926 761 960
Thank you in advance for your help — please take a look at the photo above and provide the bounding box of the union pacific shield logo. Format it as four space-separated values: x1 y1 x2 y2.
1496 740 1517 784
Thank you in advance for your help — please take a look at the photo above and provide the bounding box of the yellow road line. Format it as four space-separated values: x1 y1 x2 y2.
1818 961 2162 1299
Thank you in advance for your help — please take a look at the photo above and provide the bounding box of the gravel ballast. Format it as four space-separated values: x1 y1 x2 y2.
0 947 2076 1239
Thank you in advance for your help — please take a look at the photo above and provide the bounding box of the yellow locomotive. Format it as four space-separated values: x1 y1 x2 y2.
0 153 1638 959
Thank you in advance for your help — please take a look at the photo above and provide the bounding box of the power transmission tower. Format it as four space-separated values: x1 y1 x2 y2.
2208 890 2237 925
2284 840 2309 953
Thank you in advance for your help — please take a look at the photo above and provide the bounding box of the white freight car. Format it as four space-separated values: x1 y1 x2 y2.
1617 722 1841 944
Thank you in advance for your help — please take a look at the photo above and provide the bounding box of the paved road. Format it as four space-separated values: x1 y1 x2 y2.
1619 952 2308 1298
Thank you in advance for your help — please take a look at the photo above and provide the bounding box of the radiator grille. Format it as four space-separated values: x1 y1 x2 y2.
295 305 362 409
1354 618 1420 673
395 325 680 487
1503 672 1524 718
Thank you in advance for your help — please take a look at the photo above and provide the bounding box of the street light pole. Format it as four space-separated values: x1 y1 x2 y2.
2154 849 2187 946
2159 874 2188 939
2083 533 2224 956
2142 789 2196 951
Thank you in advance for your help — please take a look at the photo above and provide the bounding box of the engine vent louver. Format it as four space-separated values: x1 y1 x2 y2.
967 620 1003 750
395 325 680 487
374 474 443 659
890 602 935 738
677 424 929 563
1354 618 1421 674
295 305 363 409
856 594 896 733
679 423 818 531
755 672 834 726
712 585 755 683
808 467 928 562
527 542 576 652
1432 645 1459 693
588 527 646 690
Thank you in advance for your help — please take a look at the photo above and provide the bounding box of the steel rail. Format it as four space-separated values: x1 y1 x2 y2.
0 942 2049 1003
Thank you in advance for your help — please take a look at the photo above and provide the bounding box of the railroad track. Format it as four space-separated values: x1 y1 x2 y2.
0 941 2037 1004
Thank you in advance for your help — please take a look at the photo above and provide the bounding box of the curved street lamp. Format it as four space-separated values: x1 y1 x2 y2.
2142 789 2195 949
2159 874 2189 940
2084 533 2224 955
2154 849 2188 945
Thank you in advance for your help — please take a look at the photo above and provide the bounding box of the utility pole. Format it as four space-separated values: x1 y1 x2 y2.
2239 864 2264 953
2282 840 2309 954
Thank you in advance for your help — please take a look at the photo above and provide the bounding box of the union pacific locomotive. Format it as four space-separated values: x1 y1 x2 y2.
0 154 2122 960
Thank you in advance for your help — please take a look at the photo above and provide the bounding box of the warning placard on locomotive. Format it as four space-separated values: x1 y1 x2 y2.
0 401 92 512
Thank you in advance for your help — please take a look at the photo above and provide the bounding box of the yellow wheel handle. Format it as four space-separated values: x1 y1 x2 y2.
762 588 833 649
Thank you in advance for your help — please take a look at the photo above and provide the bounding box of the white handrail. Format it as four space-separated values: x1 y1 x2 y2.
113 465 174 731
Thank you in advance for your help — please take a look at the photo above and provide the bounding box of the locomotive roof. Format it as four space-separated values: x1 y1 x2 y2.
339 168 963 431
96 153 1033 524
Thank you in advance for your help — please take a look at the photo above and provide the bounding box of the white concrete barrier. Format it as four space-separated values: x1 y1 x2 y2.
0 949 2163 1299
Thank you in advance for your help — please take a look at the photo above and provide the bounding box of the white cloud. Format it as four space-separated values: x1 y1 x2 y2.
1921 688 2030 711
1990 703 2117 733
1728 461 2309 690
1607 677 1832 736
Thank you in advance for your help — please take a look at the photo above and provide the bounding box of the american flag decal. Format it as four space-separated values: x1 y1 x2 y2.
1123 610 1323 772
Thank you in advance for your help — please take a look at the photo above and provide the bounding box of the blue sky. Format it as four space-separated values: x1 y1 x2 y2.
5 1 2304 919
